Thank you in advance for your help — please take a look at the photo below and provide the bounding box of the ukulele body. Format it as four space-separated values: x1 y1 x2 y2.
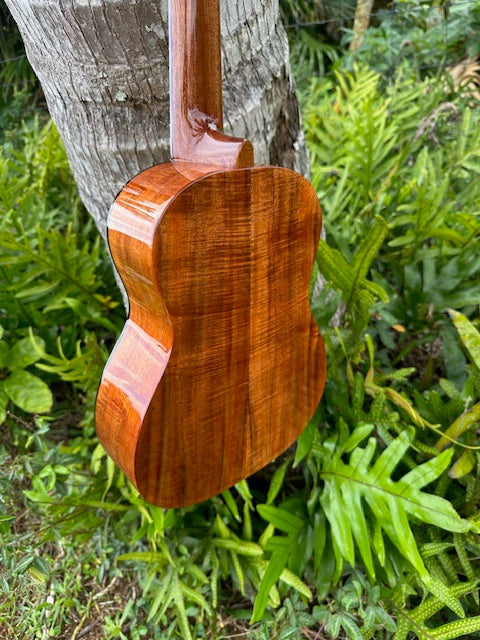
96 161 326 507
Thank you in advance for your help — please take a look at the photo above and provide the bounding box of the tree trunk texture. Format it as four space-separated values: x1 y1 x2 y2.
5 0 309 240
350 0 375 51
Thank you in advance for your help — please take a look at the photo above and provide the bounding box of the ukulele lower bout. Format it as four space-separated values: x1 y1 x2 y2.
96 163 326 507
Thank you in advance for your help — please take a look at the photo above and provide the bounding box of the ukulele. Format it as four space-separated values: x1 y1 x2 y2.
95 0 326 507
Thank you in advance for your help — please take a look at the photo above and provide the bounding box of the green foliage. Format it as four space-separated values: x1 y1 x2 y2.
316 215 389 343
0 325 53 420
250 401 479 625
289 31 341 93
391 581 480 640
306 64 480 390
344 1 480 76
304 65 479 251
251 504 312 622
0 119 122 391
313 573 396 640
317 430 470 579
0 0 39 137
279 0 356 30
449 310 480 370
0 219 118 331
0 121 121 338
284 0 480 88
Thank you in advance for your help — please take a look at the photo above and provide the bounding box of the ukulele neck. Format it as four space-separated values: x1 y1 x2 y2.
169 0 253 168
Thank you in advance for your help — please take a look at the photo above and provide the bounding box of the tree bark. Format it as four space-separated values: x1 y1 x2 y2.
350 0 375 51
5 0 309 240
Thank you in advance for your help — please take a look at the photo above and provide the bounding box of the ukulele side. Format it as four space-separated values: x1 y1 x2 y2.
95 161 211 484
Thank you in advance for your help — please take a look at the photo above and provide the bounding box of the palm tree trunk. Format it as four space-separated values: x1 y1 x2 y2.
5 0 309 239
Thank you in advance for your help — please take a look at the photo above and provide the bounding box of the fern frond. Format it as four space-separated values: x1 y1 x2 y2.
434 615 480 640
453 532 479 605
315 427 473 609
317 217 388 339
171 573 193 640
0 218 120 338
32 331 107 394
392 581 479 640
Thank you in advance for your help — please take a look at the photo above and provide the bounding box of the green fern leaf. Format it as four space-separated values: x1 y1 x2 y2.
341 480 375 579
434 615 480 640
146 568 173 623
209 547 219 610
402 449 453 489
256 505 305 534
171 573 193 640
350 216 389 288
266 457 291 504
230 551 245 595
423 576 465 618
316 217 388 338
250 542 291 623
320 481 356 567
420 542 454 558
453 533 479 604
393 581 479 640
448 309 480 369
318 433 473 602
252 506 309 622
179 580 212 616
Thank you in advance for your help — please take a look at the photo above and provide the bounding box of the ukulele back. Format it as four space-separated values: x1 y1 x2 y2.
96 162 326 507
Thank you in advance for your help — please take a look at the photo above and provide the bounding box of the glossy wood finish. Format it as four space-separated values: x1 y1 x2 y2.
169 0 253 168
96 164 326 506
95 0 326 507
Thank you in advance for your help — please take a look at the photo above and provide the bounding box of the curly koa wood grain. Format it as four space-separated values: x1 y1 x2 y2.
96 163 325 506
95 0 326 507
